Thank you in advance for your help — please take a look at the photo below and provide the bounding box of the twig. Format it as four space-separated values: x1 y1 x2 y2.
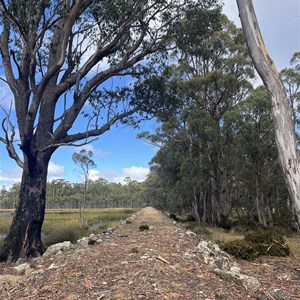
155 255 169 264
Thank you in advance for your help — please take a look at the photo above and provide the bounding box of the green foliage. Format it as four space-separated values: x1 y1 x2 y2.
230 218 261 233
244 229 290 257
222 239 257 260
0 178 146 209
222 228 290 260
218 215 231 231
72 150 96 180
141 13 257 222
174 7 222 56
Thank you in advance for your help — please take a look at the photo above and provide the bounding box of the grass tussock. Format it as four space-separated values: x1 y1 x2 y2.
43 225 81 248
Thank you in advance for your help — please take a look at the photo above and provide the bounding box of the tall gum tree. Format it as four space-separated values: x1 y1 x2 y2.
0 0 220 261
236 0 300 224
72 149 96 226
142 14 254 224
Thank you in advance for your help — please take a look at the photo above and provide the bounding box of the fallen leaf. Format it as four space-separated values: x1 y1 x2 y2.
83 277 94 292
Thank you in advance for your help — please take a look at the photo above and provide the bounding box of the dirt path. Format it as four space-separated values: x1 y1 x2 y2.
1 207 299 299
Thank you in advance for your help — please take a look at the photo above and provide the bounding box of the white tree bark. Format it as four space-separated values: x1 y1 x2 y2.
236 0 300 224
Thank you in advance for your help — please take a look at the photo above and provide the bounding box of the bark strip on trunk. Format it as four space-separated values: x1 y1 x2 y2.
236 0 300 224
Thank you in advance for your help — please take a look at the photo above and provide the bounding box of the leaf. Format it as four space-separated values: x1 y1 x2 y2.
83 278 94 292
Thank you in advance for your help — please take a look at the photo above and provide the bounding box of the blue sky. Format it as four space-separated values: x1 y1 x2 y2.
0 0 300 187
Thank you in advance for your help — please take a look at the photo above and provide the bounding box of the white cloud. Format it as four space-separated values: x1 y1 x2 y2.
81 166 150 184
122 166 149 182
89 169 102 181
98 166 149 184
48 161 65 176
78 144 111 158
0 168 22 184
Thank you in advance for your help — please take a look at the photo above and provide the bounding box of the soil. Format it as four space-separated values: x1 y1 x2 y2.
1 207 300 300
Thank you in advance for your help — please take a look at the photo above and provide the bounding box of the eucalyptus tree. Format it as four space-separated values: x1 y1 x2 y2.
0 0 221 261
143 14 254 223
72 149 96 226
230 87 277 225
236 0 300 224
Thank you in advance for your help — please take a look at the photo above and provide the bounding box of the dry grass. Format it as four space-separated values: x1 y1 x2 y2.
206 226 244 243
286 236 300 258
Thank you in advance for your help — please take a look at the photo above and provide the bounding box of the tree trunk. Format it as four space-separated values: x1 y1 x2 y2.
80 181 87 228
202 190 207 223
0 154 49 262
192 188 201 223
254 166 267 226
236 0 300 224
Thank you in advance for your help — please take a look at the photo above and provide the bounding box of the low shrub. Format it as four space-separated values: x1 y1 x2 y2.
169 213 196 223
222 228 290 260
169 213 178 221
218 215 231 231
222 239 257 260
230 219 261 233
244 228 290 257
185 214 196 222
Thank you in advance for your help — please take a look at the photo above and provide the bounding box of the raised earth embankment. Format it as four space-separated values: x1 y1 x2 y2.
0 207 298 299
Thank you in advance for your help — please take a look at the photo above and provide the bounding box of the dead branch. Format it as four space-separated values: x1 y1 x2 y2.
0 101 24 168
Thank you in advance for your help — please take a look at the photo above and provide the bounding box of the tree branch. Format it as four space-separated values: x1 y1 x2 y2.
0 103 24 168
56 106 140 145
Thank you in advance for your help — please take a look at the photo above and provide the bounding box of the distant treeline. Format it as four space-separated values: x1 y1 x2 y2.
0 177 146 210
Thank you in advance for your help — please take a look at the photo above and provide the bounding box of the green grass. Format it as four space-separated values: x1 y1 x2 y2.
0 208 140 248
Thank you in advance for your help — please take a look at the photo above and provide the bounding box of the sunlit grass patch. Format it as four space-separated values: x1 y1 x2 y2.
206 226 244 243
286 236 300 258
